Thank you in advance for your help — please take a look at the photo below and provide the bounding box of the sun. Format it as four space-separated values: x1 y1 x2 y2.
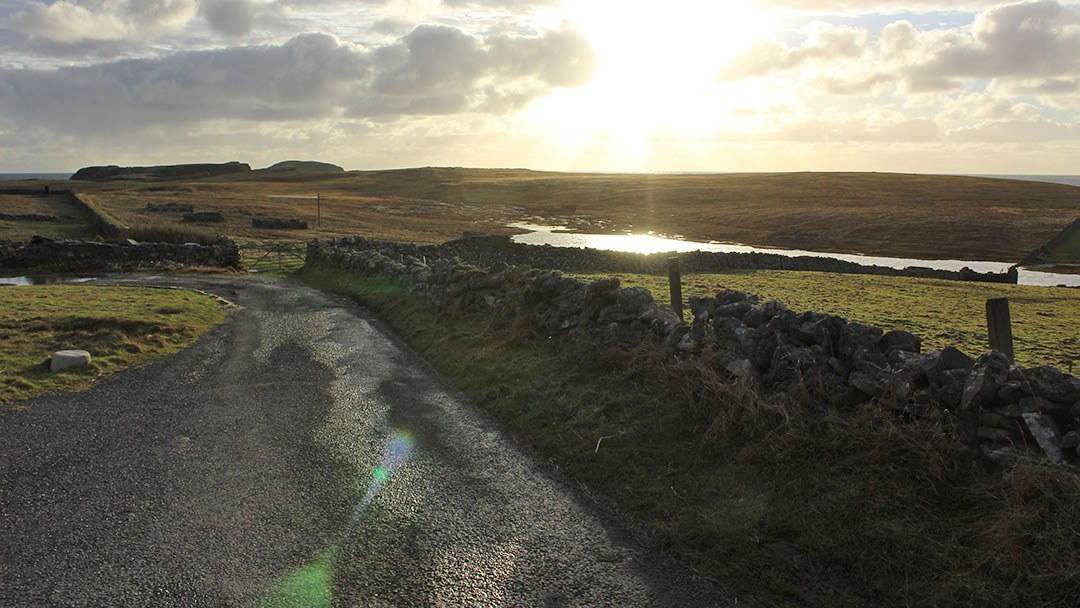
525 0 773 168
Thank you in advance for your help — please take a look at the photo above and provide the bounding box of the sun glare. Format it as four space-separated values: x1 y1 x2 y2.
528 0 771 167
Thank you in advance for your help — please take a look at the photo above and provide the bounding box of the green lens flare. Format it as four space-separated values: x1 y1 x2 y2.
259 549 335 608
372 466 388 484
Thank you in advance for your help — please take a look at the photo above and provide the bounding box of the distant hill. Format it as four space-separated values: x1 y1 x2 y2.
70 162 251 182
258 160 344 174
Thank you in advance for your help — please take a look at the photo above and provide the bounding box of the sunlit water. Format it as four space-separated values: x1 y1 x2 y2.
508 222 1080 288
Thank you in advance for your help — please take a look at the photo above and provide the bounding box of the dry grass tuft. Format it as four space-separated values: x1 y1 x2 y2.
979 462 1080 604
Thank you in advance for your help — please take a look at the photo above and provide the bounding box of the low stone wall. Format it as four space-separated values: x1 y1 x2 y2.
325 234 1017 284
1022 217 1080 266
307 237 1080 467
0 235 241 270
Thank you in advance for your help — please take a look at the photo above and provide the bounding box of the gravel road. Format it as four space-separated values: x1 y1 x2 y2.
0 275 731 607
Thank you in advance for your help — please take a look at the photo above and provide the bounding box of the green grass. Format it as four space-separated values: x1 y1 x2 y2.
569 270 1080 371
0 285 227 404
302 266 1080 608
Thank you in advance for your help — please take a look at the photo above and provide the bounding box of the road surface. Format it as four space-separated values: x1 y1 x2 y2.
0 275 731 607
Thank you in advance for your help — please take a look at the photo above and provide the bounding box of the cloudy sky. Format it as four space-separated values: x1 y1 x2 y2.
1 0 1079 173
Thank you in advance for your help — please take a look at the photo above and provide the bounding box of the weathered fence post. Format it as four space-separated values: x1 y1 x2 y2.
986 297 1014 363
668 256 683 321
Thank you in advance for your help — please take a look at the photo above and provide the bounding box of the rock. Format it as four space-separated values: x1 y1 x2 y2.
976 426 1013 442
880 330 921 354
849 369 890 395
688 296 716 320
940 346 976 370
959 351 1011 413
1022 412 1065 464
979 412 1015 430
1013 366 1080 403
51 350 91 372
1061 430 1080 450
838 322 883 358
726 358 756 378
617 287 653 313
1019 395 1070 413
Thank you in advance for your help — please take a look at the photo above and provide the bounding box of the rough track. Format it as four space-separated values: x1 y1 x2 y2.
0 275 731 607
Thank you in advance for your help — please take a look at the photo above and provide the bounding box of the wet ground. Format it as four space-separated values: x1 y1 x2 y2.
0 275 731 607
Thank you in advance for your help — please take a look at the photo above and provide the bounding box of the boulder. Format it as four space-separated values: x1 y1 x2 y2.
1022 412 1065 464
1013 366 1080 404
51 350 91 372
880 330 921 354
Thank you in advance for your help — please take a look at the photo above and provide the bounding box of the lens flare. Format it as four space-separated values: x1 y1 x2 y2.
258 430 415 607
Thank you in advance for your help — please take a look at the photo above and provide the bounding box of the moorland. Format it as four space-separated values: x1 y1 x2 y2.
5 165 1080 264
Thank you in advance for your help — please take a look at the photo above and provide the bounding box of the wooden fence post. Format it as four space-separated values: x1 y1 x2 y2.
668 256 683 321
986 297 1014 363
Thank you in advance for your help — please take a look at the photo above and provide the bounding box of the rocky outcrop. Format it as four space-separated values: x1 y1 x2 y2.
258 160 344 173
70 162 251 182
0 235 241 270
307 236 1080 467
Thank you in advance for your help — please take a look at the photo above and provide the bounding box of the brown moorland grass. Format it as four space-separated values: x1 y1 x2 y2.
8 168 1080 262
0 193 97 241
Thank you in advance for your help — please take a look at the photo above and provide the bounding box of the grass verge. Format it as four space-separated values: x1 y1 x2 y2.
568 270 1080 371
302 266 1080 608
0 285 227 405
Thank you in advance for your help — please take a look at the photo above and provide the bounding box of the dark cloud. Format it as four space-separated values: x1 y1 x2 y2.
0 23 596 134
201 0 257 37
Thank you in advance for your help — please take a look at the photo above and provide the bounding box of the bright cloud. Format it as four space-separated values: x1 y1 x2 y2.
0 0 1079 172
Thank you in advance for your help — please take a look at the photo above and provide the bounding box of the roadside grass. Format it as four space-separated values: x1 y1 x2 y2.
302 266 1080 608
568 270 1080 371
0 285 226 405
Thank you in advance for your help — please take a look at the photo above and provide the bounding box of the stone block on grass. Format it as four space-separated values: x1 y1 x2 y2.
51 350 91 372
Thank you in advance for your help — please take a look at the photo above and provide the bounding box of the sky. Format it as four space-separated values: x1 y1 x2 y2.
1 0 1079 173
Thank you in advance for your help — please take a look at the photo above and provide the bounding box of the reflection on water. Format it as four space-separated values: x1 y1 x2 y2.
508 222 1080 288
0 276 98 286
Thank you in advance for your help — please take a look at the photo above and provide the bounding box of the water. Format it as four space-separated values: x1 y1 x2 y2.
508 222 1080 288
970 175 1080 188
269 194 320 199
0 276 98 286
0 173 71 180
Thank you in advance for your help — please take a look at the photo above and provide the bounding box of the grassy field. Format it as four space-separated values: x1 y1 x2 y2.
6 168 1080 263
0 193 97 241
569 270 1080 370
0 285 227 405
303 267 1080 608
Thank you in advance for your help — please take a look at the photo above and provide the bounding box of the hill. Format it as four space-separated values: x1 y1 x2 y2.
70 162 251 182
257 160 344 174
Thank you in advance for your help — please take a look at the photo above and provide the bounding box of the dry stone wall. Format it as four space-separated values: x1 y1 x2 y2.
329 234 1018 283
0 235 241 270
308 237 1080 468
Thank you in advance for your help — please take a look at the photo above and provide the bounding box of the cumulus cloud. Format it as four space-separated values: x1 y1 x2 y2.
721 0 1080 99
0 23 596 134
718 23 867 81
750 0 1017 13
9 0 197 43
